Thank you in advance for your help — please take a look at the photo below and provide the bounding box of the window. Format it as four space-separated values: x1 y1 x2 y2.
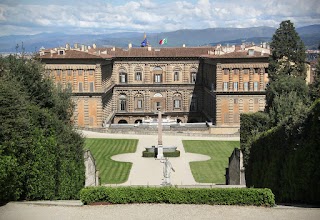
156 102 161 110
78 70 83 75
56 70 61 76
174 100 181 109
224 69 229 75
174 72 179 81
137 100 142 109
191 72 197 83
243 82 249 91
89 70 94 75
234 69 239 75
78 82 83 92
119 72 127 83
59 50 64 55
254 82 259 91
135 72 142 81
67 82 72 91
120 100 126 111
233 82 238 91
67 70 72 76
154 74 162 83
244 69 249 74
223 82 228 91
254 68 260 74
89 82 94 92
119 94 127 111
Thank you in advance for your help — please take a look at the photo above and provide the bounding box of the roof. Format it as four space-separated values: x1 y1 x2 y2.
39 49 109 59
201 50 269 59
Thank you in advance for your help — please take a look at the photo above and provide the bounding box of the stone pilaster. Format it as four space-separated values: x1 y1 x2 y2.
216 64 223 91
84 70 88 92
216 98 222 125
96 98 103 127
260 68 265 91
95 64 102 92
239 68 243 91
145 64 151 83
249 98 254 113
73 70 77 92
145 90 150 111
229 98 234 124
183 64 188 83
84 98 89 126
249 68 254 91
229 68 233 91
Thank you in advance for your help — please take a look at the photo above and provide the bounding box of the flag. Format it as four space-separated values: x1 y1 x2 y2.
141 33 148 47
159 38 167 45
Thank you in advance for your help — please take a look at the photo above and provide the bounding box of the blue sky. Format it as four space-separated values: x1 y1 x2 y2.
0 0 319 36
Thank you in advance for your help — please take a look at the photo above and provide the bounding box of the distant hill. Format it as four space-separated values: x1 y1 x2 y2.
0 25 319 52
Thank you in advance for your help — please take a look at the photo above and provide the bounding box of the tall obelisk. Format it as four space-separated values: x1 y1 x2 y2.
157 107 164 159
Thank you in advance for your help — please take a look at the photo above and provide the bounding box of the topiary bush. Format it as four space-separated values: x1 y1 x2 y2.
142 150 180 157
80 186 275 207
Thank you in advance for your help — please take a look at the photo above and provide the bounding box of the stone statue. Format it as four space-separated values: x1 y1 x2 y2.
161 157 175 185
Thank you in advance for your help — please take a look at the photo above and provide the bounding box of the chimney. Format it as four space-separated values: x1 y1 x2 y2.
93 43 97 49
84 45 88 51
241 43 245 51
182 44 186 48
147 45 152 51
74 43 79 49
248 49 254 56
128 43 132 49
81 45 85 51
65 43 70 50
112 46 115 51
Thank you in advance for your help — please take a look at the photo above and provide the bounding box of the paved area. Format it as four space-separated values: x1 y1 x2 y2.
1 202 319 220
81 130 239 186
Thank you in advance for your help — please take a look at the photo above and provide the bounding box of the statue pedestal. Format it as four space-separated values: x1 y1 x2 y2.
157 145 164 159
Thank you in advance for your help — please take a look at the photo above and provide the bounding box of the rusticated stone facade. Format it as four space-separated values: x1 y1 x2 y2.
40 45 270 130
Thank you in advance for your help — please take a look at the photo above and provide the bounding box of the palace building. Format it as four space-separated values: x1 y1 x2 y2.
39 43 270 133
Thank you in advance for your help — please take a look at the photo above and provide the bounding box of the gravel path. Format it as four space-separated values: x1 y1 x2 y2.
1 202 319 220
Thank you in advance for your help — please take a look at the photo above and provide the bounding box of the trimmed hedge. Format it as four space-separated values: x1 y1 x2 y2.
80 186 275 207
142 150 180 157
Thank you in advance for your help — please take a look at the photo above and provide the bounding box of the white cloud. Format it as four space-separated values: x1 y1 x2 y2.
0 0 319 36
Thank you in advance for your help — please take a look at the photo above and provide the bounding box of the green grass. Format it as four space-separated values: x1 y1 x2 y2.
84 138 138 184
183 140 240 184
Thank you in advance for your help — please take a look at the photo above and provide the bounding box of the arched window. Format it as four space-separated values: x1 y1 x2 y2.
173 93 182 110
119 68 127 83
190 95 197 111
190 67 197 83
153 66 163 83
173 67 181 82
119 94 127 111
135 67 143 81
135 93 144 110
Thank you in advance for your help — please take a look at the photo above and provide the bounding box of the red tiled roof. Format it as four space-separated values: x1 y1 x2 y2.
91 47 217 58
40 49 107 59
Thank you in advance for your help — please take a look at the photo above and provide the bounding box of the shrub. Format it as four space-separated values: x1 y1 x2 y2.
142 150 180 157
80 186 275 207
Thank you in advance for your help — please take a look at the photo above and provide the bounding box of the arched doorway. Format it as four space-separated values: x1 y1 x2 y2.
118 119 128 124
177 119 182 123
135 119 142 124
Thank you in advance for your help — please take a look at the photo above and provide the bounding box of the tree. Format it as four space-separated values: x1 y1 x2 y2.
268 20 306 82
266 20 309 125
0 55 84 202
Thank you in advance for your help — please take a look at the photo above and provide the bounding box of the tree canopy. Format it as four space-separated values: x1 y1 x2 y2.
0 55 84 202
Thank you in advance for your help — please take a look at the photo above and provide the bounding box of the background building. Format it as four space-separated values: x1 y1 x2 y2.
40 43 270 133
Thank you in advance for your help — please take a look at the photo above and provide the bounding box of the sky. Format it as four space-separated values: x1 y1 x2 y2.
0 0 319 36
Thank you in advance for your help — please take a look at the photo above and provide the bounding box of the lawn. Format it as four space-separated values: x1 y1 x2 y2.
84 138 138 184
183 140 240 184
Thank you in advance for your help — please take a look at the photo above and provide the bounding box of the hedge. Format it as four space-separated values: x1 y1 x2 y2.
80 186 275 206
142 150 180 157
246 99 320 204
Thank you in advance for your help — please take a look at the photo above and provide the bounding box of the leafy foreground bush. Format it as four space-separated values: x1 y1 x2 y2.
80 187 275 207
